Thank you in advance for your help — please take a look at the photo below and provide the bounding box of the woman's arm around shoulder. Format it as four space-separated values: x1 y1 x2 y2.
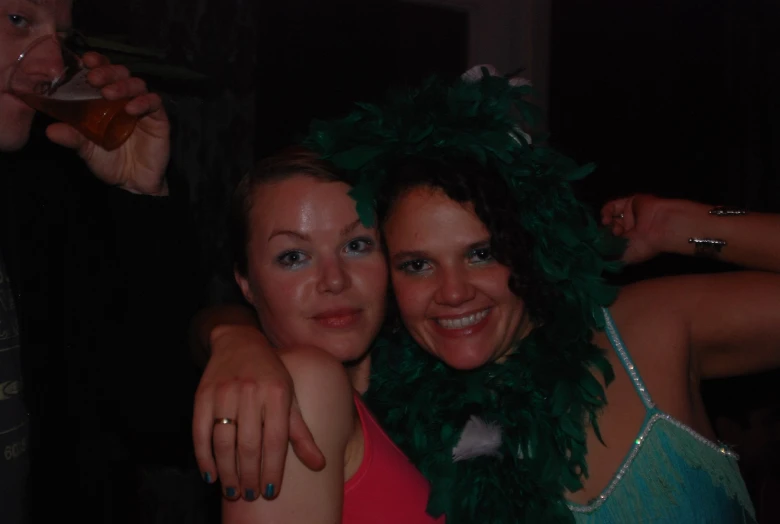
223 347 356 524
192 304 325 501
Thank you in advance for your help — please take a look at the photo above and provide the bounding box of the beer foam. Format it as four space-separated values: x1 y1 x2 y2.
49 69 101 101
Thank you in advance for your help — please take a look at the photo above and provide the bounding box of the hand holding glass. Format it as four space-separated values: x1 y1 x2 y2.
8 35 138 151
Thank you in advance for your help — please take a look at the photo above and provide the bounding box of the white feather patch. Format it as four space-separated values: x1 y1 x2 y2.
460 64 534 145
452 416 503 462
460 64 532 88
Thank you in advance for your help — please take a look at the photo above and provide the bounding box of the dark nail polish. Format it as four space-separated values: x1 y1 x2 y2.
264 483 275 499
245 489 256 501
225 487 237 498
202 472 212 483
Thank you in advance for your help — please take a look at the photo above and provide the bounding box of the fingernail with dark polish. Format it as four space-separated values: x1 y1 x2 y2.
202 472 212 483
264 483 275 499
245 489 256 501
225 487 237 498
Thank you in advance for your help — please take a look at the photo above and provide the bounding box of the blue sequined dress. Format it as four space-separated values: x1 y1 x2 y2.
568 309 756 523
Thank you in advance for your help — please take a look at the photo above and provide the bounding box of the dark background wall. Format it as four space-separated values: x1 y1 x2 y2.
550 0 780 212
255 0 468 158
69 0 780 291
549 0 780 285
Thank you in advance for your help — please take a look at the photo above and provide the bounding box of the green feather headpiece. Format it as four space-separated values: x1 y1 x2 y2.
304 66 622 326
302 67 624 523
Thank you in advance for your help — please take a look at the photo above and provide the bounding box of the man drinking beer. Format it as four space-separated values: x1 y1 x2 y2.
0 1 200 522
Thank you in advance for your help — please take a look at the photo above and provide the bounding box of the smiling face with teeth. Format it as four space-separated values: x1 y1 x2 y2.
384 185 533 370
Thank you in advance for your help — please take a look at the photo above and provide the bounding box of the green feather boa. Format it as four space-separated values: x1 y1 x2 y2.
303 68 625 523
364 324 614 523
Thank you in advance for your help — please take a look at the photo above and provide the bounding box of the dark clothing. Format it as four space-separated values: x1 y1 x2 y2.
0 141 203 523
0 254 28 524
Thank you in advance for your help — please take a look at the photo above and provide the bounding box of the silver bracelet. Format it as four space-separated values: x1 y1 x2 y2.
709 206 749 217
688 237 727 258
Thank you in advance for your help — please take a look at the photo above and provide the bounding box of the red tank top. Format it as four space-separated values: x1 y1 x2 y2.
342 395 445 524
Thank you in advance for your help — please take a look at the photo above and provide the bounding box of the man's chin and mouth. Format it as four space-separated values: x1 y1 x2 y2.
0 94 36 152
1 91 33 113
0 128 34 153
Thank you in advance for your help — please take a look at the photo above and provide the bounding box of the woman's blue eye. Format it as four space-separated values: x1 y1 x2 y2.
344 237 374 255
398 259 431 274
276 251 309 268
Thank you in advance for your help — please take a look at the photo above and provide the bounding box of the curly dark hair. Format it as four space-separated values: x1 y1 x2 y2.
377 156 560 324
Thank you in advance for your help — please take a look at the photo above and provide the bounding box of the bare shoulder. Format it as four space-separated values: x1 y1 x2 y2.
605 277 694 370
613 275 694 315
278 347 355 431
615 271 780 318
598 278 699 417
223 347 355 523
607 270 780 378
278 346 353 388
608 277 686 330
612 272 728 320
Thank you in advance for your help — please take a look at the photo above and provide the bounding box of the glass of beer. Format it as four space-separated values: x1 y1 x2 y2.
8 34 138 151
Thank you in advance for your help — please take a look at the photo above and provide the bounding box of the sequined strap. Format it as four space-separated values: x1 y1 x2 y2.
601 308 654 410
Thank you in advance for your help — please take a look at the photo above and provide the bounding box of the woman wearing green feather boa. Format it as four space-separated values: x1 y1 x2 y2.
196 66 780 523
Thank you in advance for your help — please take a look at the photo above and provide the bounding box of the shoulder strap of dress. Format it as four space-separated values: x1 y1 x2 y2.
601 307 655 410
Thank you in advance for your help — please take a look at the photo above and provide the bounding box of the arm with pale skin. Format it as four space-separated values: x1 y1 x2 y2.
602 194 780 271
222 347 354 523
603 194 780 378
192 304 325 501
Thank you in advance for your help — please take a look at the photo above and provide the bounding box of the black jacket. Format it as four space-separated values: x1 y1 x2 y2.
0 137 204 522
